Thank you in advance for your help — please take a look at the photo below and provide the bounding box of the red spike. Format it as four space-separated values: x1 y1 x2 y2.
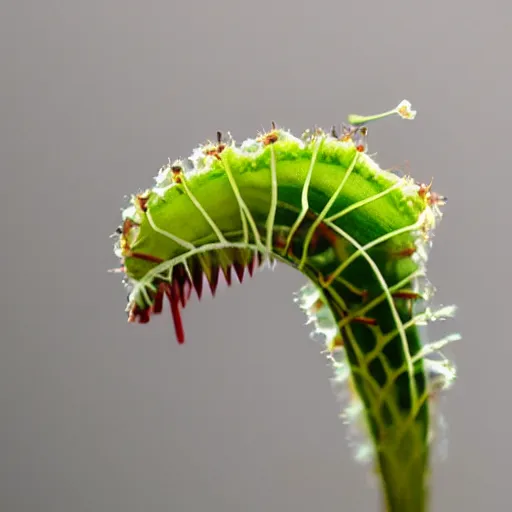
222 264 232 286
171 301 185 344
233 261 245 283
152 284 165 314
171 278 184 311
181 265 193 302
191 262 204 299
182 276 192 303
247 253 256 277
208 265 220 296
170 265 186 308
165 285 185 344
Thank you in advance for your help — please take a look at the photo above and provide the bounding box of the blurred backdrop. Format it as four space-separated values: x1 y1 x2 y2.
1 0 510 510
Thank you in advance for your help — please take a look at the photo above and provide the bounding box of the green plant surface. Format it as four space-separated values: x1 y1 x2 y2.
112 101 458 512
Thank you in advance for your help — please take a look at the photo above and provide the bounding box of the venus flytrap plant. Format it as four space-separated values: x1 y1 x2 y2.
111 100 458 512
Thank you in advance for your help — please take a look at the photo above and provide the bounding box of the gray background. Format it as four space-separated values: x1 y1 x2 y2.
1 0 509 510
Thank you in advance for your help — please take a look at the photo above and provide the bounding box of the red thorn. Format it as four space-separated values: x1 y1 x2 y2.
182 277 192 303
152 284 165 314
174 266 188 308
233 261 245 283
165 285 185 344
208 265 220 296
247 255 256 277
222 265 232 286
191 263 203 299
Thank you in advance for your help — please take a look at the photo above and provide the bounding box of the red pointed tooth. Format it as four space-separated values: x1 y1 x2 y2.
182 277 192 303
173 265 183 283
177 283 186 308
172 266 187 308
170 301 185 344
184 268 193 302
164 284 185 344
208 265 220 296
187 277 194 300
170 278 184 310
191 262 204 299
152 284 164 314
178 280 187 308
247 254 256 277
222 264 232 286
233 261 245 283
256 251 264 266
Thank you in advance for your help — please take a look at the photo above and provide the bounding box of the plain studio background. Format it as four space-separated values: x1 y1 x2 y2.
1 0 510 511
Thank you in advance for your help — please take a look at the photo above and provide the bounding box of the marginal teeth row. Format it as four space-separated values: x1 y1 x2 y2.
128 248 265 344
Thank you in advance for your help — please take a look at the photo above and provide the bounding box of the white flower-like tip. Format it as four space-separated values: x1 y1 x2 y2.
395 100 417 120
